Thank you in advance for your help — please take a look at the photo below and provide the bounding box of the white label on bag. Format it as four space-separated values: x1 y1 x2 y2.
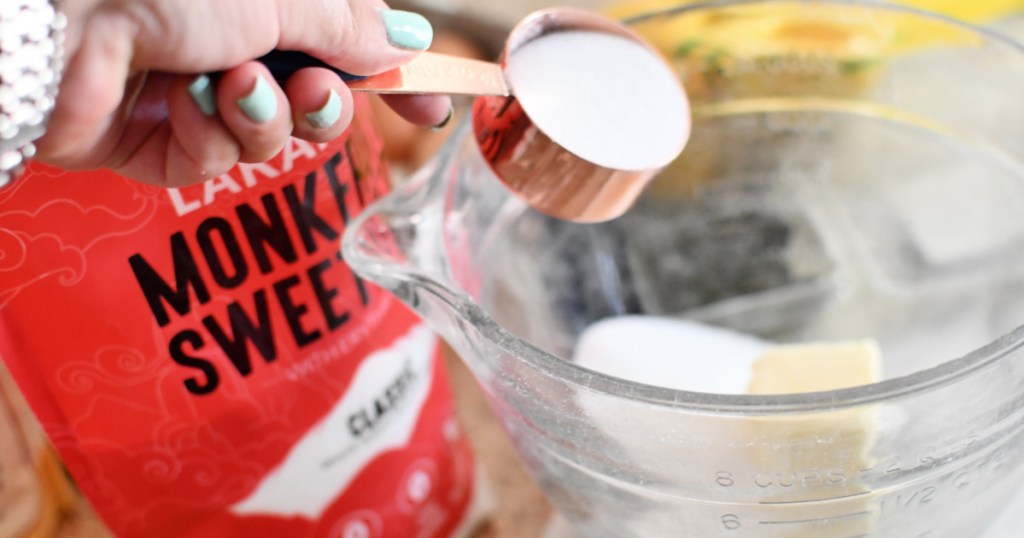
232 324 437 518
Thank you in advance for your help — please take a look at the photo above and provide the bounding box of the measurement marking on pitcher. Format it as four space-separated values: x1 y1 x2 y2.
758 510 870 525
759 491 870 505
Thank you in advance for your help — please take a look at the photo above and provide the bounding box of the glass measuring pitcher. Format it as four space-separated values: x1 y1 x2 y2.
344 1 1024 536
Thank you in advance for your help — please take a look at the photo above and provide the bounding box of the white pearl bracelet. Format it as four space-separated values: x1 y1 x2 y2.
0 0 65 187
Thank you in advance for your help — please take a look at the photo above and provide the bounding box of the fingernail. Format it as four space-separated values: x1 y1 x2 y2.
305 89 342 129
236 75 277 124
380 9 433 51
432 106 454 131
188 75 217 116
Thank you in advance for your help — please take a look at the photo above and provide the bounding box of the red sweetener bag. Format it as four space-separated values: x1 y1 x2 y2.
0 96 479 537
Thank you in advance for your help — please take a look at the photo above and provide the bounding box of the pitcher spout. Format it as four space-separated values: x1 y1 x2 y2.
343 117 525 363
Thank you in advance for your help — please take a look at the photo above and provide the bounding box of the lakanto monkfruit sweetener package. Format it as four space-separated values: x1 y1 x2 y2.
0 97 481 537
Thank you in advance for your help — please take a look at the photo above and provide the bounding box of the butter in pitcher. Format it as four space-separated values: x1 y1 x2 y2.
745 340 882 536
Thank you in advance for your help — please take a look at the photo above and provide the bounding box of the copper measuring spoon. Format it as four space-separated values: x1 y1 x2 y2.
262 9 691 222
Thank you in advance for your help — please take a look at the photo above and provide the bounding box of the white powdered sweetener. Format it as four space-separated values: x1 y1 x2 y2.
505 31 690 171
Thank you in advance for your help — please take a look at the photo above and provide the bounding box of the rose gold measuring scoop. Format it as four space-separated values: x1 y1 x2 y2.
268 9 691 222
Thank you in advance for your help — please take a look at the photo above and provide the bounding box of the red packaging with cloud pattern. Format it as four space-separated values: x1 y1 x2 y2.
0 96 478 537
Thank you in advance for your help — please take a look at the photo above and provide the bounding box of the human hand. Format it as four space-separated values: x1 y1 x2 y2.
35 0 452 187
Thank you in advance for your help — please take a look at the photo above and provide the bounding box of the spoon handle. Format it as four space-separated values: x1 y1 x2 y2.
255 50 365 83
256 50 510 97
348 52 509 96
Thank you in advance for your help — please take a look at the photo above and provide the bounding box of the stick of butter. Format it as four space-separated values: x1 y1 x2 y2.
748 340 882 395
746 341 882 537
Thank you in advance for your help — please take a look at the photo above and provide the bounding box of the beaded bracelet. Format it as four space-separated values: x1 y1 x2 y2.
0 0 66 187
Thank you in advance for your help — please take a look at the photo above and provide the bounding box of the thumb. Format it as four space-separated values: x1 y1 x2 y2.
129 0 434 76
279 1 434 75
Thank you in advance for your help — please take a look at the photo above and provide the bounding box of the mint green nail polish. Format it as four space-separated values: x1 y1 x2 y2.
188 75 217 116
380 9 433 51
431 106 454 131
236 76 277 124
305 90 342 129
